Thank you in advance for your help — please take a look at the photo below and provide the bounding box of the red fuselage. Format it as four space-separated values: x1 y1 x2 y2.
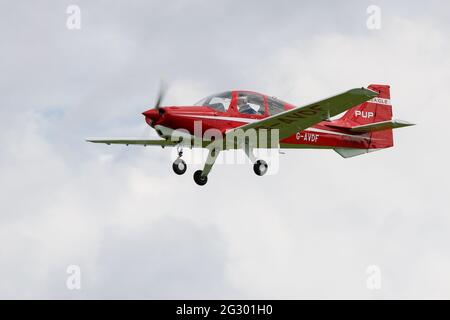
142 90 390 150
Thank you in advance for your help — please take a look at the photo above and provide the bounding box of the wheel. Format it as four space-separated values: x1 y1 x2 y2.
172 158 187 175
193 170 208 186
253 159 268 176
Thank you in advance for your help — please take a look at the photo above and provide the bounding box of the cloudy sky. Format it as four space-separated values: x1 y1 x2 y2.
1 0 449 299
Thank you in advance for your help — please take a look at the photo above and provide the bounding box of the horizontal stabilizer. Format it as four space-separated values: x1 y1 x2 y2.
334 148 382 158
349 119 414 133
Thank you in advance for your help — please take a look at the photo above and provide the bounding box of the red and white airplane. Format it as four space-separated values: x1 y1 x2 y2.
87 84 414 185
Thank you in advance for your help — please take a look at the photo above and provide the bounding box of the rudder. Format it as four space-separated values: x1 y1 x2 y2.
339 84 393 149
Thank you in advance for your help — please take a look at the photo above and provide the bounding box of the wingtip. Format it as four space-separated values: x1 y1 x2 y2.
349 87 379 97
366 88 380 97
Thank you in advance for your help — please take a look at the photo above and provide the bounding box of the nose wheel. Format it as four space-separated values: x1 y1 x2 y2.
172 147 187 175
253 159 268 176
172 158 187 175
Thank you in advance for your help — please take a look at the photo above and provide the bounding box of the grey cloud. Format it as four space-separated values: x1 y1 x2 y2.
43 216 237 299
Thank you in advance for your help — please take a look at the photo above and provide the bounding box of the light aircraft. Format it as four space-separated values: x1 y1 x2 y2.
87 84 414 185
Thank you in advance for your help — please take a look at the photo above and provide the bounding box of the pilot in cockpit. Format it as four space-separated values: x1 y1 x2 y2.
237 96 257 114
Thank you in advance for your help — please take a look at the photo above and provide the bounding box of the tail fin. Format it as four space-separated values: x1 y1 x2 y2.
339 84 393 149
333 84 414 158
340 84 392 126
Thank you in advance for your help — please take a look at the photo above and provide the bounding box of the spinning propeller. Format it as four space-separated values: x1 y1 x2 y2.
143 81 168 125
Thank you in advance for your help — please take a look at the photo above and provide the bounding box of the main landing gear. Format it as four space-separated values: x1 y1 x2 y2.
171 143 269 185
245 143 268 177
192 146 220 186
253 159 268 176
193 170 208 186
172 147 187 175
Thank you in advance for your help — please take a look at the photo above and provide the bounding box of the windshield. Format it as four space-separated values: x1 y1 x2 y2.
194 91 232 112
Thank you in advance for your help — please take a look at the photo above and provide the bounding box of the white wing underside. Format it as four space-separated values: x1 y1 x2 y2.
85 138 179 147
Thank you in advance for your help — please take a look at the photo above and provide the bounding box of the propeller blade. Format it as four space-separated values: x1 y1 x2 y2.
154 80 167 110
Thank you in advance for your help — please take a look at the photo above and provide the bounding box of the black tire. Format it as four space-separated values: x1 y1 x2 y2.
253 160 268 176
172 158 187 175
193 170 208 186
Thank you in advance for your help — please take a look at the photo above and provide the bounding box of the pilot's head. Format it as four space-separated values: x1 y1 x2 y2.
237 96 248 106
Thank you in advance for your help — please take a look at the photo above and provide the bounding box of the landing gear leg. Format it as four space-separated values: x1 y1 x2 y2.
193 146 220 186
244 143 268 176
172 146 187 175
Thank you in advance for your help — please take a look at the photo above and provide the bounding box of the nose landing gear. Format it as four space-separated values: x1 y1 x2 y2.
172 158 187 175
172 147 187 175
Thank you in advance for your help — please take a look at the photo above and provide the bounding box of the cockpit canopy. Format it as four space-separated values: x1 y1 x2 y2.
236 92 265 115
194 91 233 112
194 90 288 115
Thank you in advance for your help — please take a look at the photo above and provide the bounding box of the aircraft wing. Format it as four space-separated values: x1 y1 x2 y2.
86 138 179 147
229 87 379 140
